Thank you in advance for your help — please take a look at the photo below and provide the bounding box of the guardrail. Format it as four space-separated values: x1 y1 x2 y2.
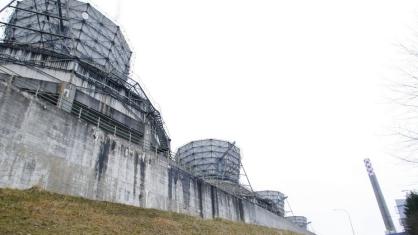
3 75 162 152
0 46 171 154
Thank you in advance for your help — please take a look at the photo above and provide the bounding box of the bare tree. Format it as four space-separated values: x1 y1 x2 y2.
388 40 418 166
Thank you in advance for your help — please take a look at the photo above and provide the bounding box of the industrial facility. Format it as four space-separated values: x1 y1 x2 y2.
0 1 313 234
0 0 171 155
176 139 241 184
176 139 311 224
176 139 255 199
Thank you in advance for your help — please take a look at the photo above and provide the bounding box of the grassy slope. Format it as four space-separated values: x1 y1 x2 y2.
0 188 301 235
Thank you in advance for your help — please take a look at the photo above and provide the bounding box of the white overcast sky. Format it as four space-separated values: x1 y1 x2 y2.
83 0 418 234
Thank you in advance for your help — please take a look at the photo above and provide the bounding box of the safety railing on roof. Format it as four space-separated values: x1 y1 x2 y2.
0 75 168 153
0 45 171 154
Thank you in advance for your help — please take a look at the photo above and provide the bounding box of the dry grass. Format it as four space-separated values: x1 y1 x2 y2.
0 188 301 235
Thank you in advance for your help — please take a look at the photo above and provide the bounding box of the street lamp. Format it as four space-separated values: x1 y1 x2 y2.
334 209 356 235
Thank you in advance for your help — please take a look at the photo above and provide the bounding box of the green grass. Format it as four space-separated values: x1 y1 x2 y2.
0 188 301 235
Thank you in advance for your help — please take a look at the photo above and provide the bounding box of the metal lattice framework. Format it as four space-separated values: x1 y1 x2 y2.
0 0 171 154
175 138 259 200
1 0 131 76
256 190 287 216
176 139 241 183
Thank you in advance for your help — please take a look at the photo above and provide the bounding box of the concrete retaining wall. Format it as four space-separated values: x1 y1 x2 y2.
0 81 314 235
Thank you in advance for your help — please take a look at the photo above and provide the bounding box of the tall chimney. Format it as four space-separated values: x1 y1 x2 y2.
364 158 396 234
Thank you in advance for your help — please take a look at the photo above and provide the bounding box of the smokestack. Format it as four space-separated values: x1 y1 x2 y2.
363 159 396 234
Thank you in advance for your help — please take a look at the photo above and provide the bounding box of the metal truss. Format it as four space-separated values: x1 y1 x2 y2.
0 0 171 155
0 0 131 76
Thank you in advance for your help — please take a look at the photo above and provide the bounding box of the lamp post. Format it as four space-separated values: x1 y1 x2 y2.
334 209 356 235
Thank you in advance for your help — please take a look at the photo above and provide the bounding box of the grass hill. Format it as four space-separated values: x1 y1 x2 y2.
0 188 301 235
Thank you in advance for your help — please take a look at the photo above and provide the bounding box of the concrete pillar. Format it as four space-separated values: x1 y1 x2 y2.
143 122 151 152
57 82 76 113
7 75 14 87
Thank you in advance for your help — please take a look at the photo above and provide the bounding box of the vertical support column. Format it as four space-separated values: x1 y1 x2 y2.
143 122 151 151
7 75 15 87
57 82 76 113
211 185 219 219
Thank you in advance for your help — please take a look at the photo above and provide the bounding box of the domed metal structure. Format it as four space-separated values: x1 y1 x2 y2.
3 0 131 76
176 139 241 183
256 190 286 216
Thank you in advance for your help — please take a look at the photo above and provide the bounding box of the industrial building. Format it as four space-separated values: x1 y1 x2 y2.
395 199 407 231
0 0 171 155
0 1 314 234
176 139 241 183
176 139 311 226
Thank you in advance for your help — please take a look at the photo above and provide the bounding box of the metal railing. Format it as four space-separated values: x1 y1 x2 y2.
4 76 157 150
0 44 171 154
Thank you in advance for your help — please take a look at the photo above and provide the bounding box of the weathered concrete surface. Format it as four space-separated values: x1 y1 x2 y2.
0 81 314 235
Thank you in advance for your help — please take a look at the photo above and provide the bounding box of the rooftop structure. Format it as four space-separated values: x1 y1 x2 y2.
176 139 241 183
256 190 286 217
3 0 131 76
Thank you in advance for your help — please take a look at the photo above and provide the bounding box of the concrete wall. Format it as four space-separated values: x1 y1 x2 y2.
0 63 144 121
0 81 314 235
